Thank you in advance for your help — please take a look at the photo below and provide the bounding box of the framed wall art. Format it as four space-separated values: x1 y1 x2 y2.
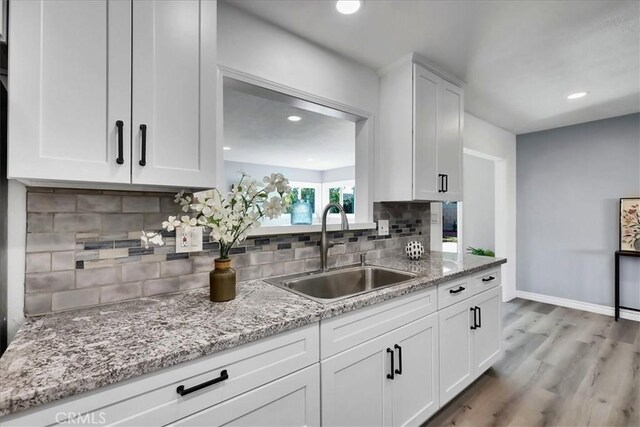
620 198 640 252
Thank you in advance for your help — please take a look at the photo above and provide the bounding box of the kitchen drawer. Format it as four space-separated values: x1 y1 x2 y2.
437 276 474 310
471 268 501 294
170 364 320 426
5 325 319 426
320 286 437 359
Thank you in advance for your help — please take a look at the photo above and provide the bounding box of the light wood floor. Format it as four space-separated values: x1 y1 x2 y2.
425 298 640 427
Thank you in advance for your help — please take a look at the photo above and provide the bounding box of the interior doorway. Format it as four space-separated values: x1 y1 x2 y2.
442 202 458 253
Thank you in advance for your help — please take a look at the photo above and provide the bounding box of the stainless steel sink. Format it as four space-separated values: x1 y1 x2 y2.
265 265 417 303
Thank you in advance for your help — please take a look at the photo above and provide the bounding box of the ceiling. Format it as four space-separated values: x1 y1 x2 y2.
227 0 640 134
223 84 355 170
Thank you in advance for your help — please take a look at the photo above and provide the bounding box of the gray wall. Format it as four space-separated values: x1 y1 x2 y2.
517 113 640 307
463 154 495 252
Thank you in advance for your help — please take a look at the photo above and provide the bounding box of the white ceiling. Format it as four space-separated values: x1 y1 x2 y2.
227 0 640 134
223 86 355 170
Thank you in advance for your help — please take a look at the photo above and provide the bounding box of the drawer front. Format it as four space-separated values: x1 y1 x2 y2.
4 325 319 426
320 287 437 359
472 268 501 294
437 276 474 309
171 364 320 426
105 325 319 426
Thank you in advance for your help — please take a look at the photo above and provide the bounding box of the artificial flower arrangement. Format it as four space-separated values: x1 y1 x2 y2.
142 172 291 259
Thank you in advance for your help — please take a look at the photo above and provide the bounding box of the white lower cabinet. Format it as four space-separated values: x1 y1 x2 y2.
171 364 320 427
438 285 502 407
2 270 503 427
321 313 439 427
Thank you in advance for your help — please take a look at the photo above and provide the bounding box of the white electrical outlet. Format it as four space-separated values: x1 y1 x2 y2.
176 226 203 253
378 219 389 236
431 213 439 224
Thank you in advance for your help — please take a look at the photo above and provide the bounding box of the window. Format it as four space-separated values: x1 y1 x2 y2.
323 180 356 219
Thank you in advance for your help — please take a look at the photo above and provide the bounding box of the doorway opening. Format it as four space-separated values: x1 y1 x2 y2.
442 202 458 253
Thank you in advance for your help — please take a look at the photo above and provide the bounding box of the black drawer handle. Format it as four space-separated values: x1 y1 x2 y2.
386 348 394 380
139 124 147 166
470 307 476 330
394 344 403 375
449 286 465 294
438 174 445 193
115 120 124 165
176 370 228 396
482 276 495 282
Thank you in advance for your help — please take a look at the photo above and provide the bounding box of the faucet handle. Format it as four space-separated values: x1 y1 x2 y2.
360 253 366 266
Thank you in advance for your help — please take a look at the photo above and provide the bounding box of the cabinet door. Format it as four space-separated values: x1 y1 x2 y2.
391 313 440 427
472 286 502 377
321 336 392 427
437 80 463 201
412 65 440 200
438 299 474 406
132 0 217 188
171 365 320 427
8 0 132 183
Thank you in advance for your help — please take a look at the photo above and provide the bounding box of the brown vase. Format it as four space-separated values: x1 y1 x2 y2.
209 258 236 302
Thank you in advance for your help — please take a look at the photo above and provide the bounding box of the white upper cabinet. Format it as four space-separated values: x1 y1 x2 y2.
8 0 132 183
377 57 464 202
8 0 217 188
131 0 217 188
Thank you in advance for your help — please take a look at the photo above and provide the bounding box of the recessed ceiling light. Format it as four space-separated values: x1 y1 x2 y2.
307 158 314 161
287 115 302 122
223 146 231 150
567 92 588 99
336 0 361 15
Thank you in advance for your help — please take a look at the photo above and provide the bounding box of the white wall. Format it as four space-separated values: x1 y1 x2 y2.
322 166 355 183
6 180 25 341
218 2 379 115
463 113 517 302
224 161 324 189
463 154 495 251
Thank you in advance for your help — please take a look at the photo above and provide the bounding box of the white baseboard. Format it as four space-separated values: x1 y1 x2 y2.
515 290 640 322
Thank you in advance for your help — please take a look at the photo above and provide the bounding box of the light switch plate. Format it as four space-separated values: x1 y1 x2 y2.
378 220 389 236
431 213 439 224
176 226 203 253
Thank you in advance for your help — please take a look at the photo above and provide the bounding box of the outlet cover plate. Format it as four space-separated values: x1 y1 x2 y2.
378 220 389 236
176 226 203 253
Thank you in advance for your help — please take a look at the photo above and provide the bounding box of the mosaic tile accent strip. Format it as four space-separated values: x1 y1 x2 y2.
24 187 431 315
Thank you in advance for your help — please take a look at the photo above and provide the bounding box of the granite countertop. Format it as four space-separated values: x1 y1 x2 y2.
0 252 505 417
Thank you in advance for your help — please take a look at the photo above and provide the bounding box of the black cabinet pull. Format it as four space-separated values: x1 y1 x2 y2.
449 286 465 294
438 174 445 193
482 276 495 282
139 124 147 166
394 344 403 375
476 306 482 328
176 369 228 396
386 348 394 380
115 120 124 165
444 174 449 193
470 307 476 330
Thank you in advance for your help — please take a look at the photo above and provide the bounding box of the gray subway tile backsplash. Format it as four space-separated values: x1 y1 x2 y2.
23 188 430 315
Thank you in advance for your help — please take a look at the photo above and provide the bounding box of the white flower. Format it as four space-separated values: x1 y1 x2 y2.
263 196 284 219
162 216 181 231
149 234 165 246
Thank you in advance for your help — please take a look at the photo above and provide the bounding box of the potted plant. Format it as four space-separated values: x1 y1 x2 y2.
144 172 291 301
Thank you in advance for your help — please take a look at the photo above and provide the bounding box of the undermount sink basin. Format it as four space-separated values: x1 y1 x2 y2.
265 265 417 303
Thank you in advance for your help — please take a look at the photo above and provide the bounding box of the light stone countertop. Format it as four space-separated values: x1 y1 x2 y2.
0 252 506 417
